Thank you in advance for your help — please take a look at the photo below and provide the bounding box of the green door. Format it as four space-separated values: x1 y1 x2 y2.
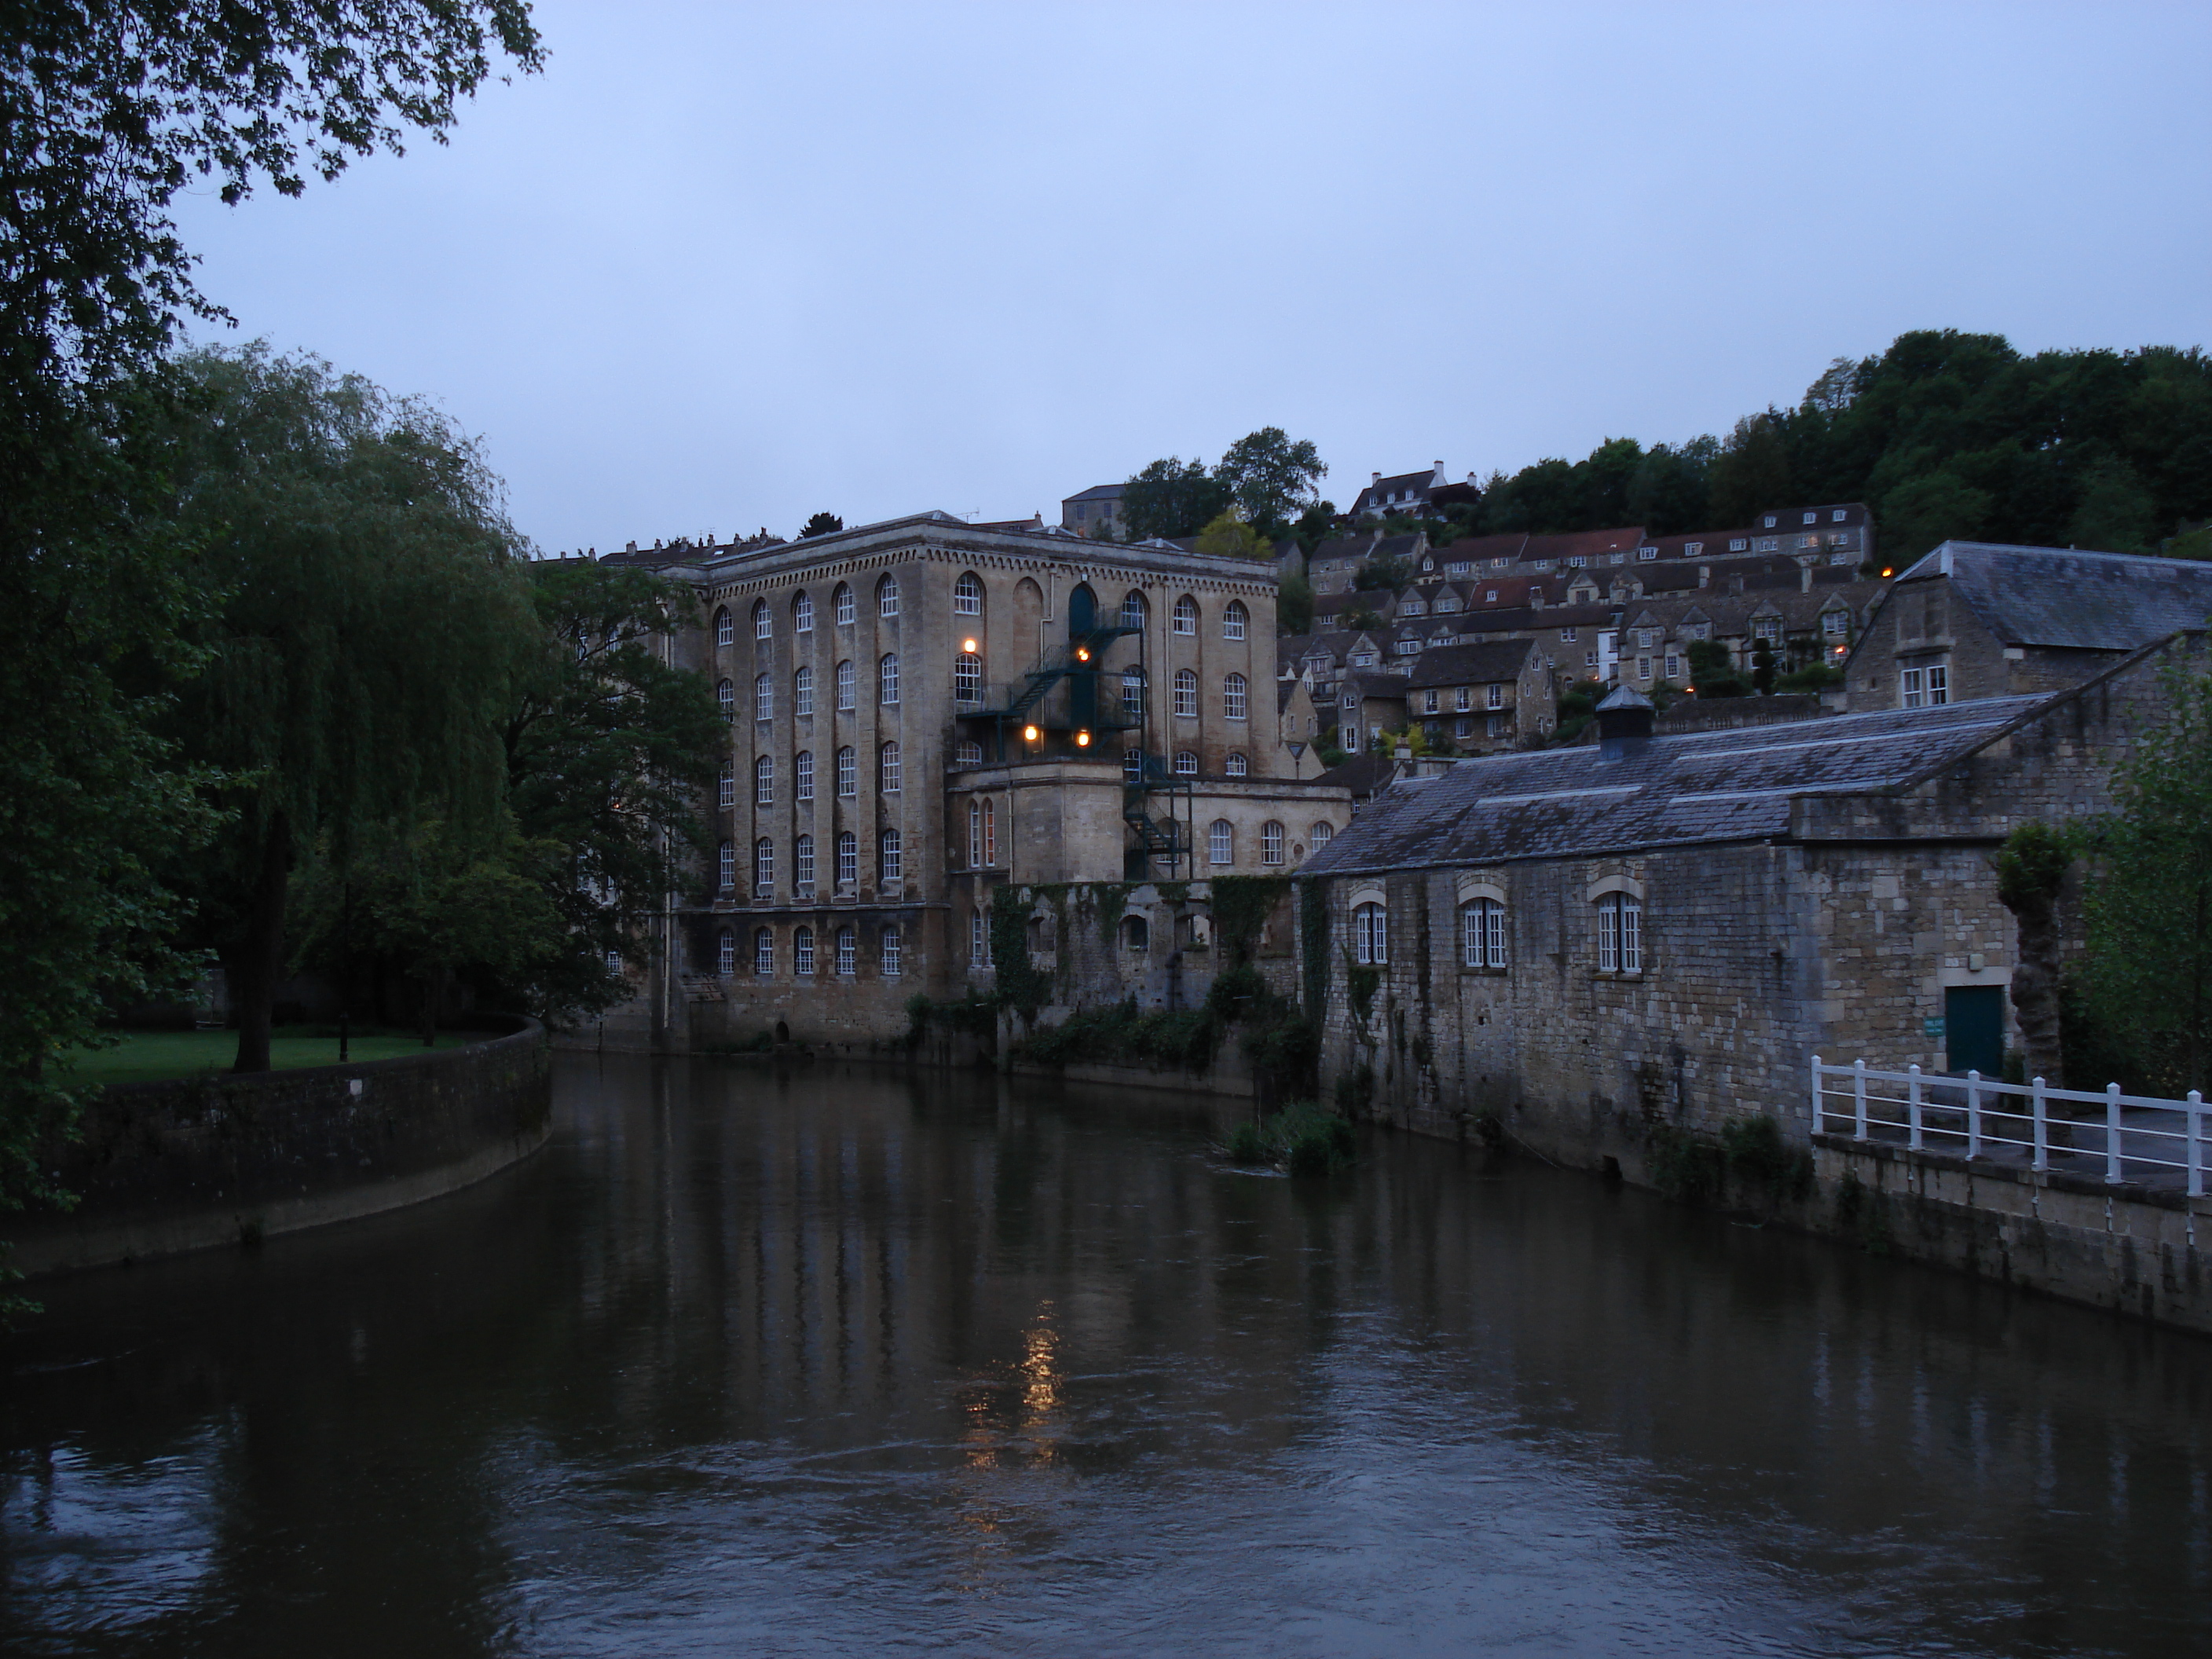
1945 985 2005 1076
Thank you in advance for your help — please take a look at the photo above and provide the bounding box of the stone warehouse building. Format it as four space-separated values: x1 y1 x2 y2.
613 513 1351 1049
1298 635 2199 1180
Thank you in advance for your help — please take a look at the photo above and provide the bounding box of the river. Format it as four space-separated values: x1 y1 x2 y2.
2 1054 2208 1656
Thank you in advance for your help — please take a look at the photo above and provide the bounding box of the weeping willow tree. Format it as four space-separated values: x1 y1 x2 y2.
154 345 537 1071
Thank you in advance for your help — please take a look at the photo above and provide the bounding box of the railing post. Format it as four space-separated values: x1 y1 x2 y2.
1908 1063 1924 1152
1965 1070 1982 1160
1811 1053 1824 1133
2191 1090 2205 1200
2106 1082 2124 1185
2032 1076 2049 1173
1853 1059 1868 1141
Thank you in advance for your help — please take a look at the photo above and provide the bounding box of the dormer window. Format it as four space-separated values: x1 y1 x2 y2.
1763 515 1777 528
1568 555 1587 568
1686 542 1702 555
1485 590 1498 602
1804 512 1816 525
1832 508 1848 522
1728 539 1748 552
1638 546 1657 561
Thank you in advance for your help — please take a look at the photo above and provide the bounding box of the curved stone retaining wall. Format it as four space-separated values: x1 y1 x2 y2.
8 1019 551 1277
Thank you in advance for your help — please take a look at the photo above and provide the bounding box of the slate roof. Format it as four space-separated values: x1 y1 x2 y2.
1405 640 1540 689
1315 753 1401 800
1522 526 1647 564
1903 541 2212 651
1302 694 2047 876
1063 483 1126 504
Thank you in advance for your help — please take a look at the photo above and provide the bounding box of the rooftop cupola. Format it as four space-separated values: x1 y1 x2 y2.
1594 684 1655 764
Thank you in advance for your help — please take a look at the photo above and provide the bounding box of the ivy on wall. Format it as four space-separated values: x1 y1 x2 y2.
1298 879 1329 1018
1208 875 1291 965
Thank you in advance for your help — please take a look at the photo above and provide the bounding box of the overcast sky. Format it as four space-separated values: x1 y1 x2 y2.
170 2 2212 555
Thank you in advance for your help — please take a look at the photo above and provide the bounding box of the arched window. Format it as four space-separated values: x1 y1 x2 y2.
1354 901 1387 965
954 571 983 615
717 839 735 893
1120 590 1148 629
1123 749 1144 782
794 925 816 976
836 659 855 710
1225 751 1248 777
833 583 855 626
1208 819 1233 866
795 750 815 800
969 912 989 968
881 924 903 978
1173 668 1198 718
716 678 734 722
880 827 903 882
1174 750 1199 776
753 754 774 806
1311 821 1335 850
955 651 983 703
835 925 857 976
836 830 858 888
717 764 735 809
1122 914 1149 951
1224 599 1248 641
753 926 774 976
716 928 736 977
954 738 983 764
1223 672 1248 720
1262 820 1284 865
794 833 815 889
1173 594 1199 635
753 672 773 721
753 837 775 892
793 665 813 716
967 798 983 867
880 741 901 793
1463 899 1507 969
712 606 733 647
793 590 815 632
877 574 900 617
1121 667 1145 715
835 745 856 797
879 653 899 705
1597 892 1642 974
753 599 772 639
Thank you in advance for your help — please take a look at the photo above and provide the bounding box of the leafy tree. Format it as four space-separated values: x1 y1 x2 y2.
1707 415 1795 526
2076 649 2212 1092
1751 640 1778 695
2067 457 2156 552
1686 638 1747 698
1120 456 1231 541
799 512 843 538
1192 510 1275 562
1353 551 1413 592
1994 821 2072 1086
1881 471 1992 561
1291 500 1340 551
1215 427 1326 533
153 346 537 1072
1277 570 1315 636
2168 523 2212 562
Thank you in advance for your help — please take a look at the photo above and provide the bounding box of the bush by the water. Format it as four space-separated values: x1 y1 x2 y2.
1223 1102 1356 1175
1009 998 1217 1070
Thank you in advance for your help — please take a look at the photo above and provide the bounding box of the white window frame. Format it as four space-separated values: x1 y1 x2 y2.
1462 898 1506 969
1353 902 1387 965
793 591 814 632
953 572 982 616
793 665 813 717
795 925 815 976
880 653 900 705
880 741 900 793
1172 595 1198 635
878 576 900 618
796 750 814 800
1174 670 1198 719
753 600 772 640
836 745 856 797
1207 819 1234 866
1224 600 1248 641
754 927 774 976
834 584 855 626
1262 821 1284 865
1223 673 1248 720
836 926 856 976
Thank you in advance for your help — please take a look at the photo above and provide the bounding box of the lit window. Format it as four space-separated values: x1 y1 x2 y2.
753 754 773 806
1596 892 1642 973
836 926 856 976
878 575 900 617
955 652 982 702
1463 899 1506 969
793 591 814 632
836 660 855 710
716 929 735 977
1354 901 1387 965
1174 669 1198 718
753 837 774 893
753 600 771 639
834 583 855 625
1208 819 1233 866
795 833 815 890
1310 821 1334 850
713 606 733 647
880 653 899 705
754 672 772 721
881 925 903 978
1173 595 1199 635
1174 749 1198 777
754 927 774 976
880 827 903 883
1262 821 1284 865
954 571 983 616
717 839 735 893
795 925 815 975
880 741 900 793
717 765 735 809
1225 751 1248 776
1224 600 1248 640
1223 672 1248 720
795 750 814 800
717 679 735 722
793 665 813 717
836 745 856 797
836 830 857 888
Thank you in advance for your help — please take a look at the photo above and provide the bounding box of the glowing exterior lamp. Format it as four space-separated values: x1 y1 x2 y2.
1075 729 1092 747
1075 646 1091 662
961 637 979 654
1880 567 1894 578
1022 724 1041 743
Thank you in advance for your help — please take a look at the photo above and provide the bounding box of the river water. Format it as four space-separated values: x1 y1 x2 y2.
2 1055 2209 1657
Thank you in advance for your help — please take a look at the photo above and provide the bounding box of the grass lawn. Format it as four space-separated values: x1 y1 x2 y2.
68 1027 479 1086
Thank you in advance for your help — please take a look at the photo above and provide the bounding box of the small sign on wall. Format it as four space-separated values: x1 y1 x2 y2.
1923 1016 1946 1038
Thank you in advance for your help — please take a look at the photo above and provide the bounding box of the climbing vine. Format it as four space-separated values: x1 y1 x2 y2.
1209 874 1290 965
988 898 1051 1017
1298 879 1329 1018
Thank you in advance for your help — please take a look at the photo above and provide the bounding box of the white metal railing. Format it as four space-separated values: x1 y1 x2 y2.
1810 1055 2207 1196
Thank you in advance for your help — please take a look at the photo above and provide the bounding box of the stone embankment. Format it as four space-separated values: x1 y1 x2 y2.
8 1018 551 1277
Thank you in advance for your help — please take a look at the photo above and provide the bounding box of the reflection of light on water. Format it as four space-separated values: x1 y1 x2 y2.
1020 1312 1060 1420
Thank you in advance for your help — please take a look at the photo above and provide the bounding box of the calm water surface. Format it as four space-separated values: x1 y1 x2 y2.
2 1054 2210 1657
